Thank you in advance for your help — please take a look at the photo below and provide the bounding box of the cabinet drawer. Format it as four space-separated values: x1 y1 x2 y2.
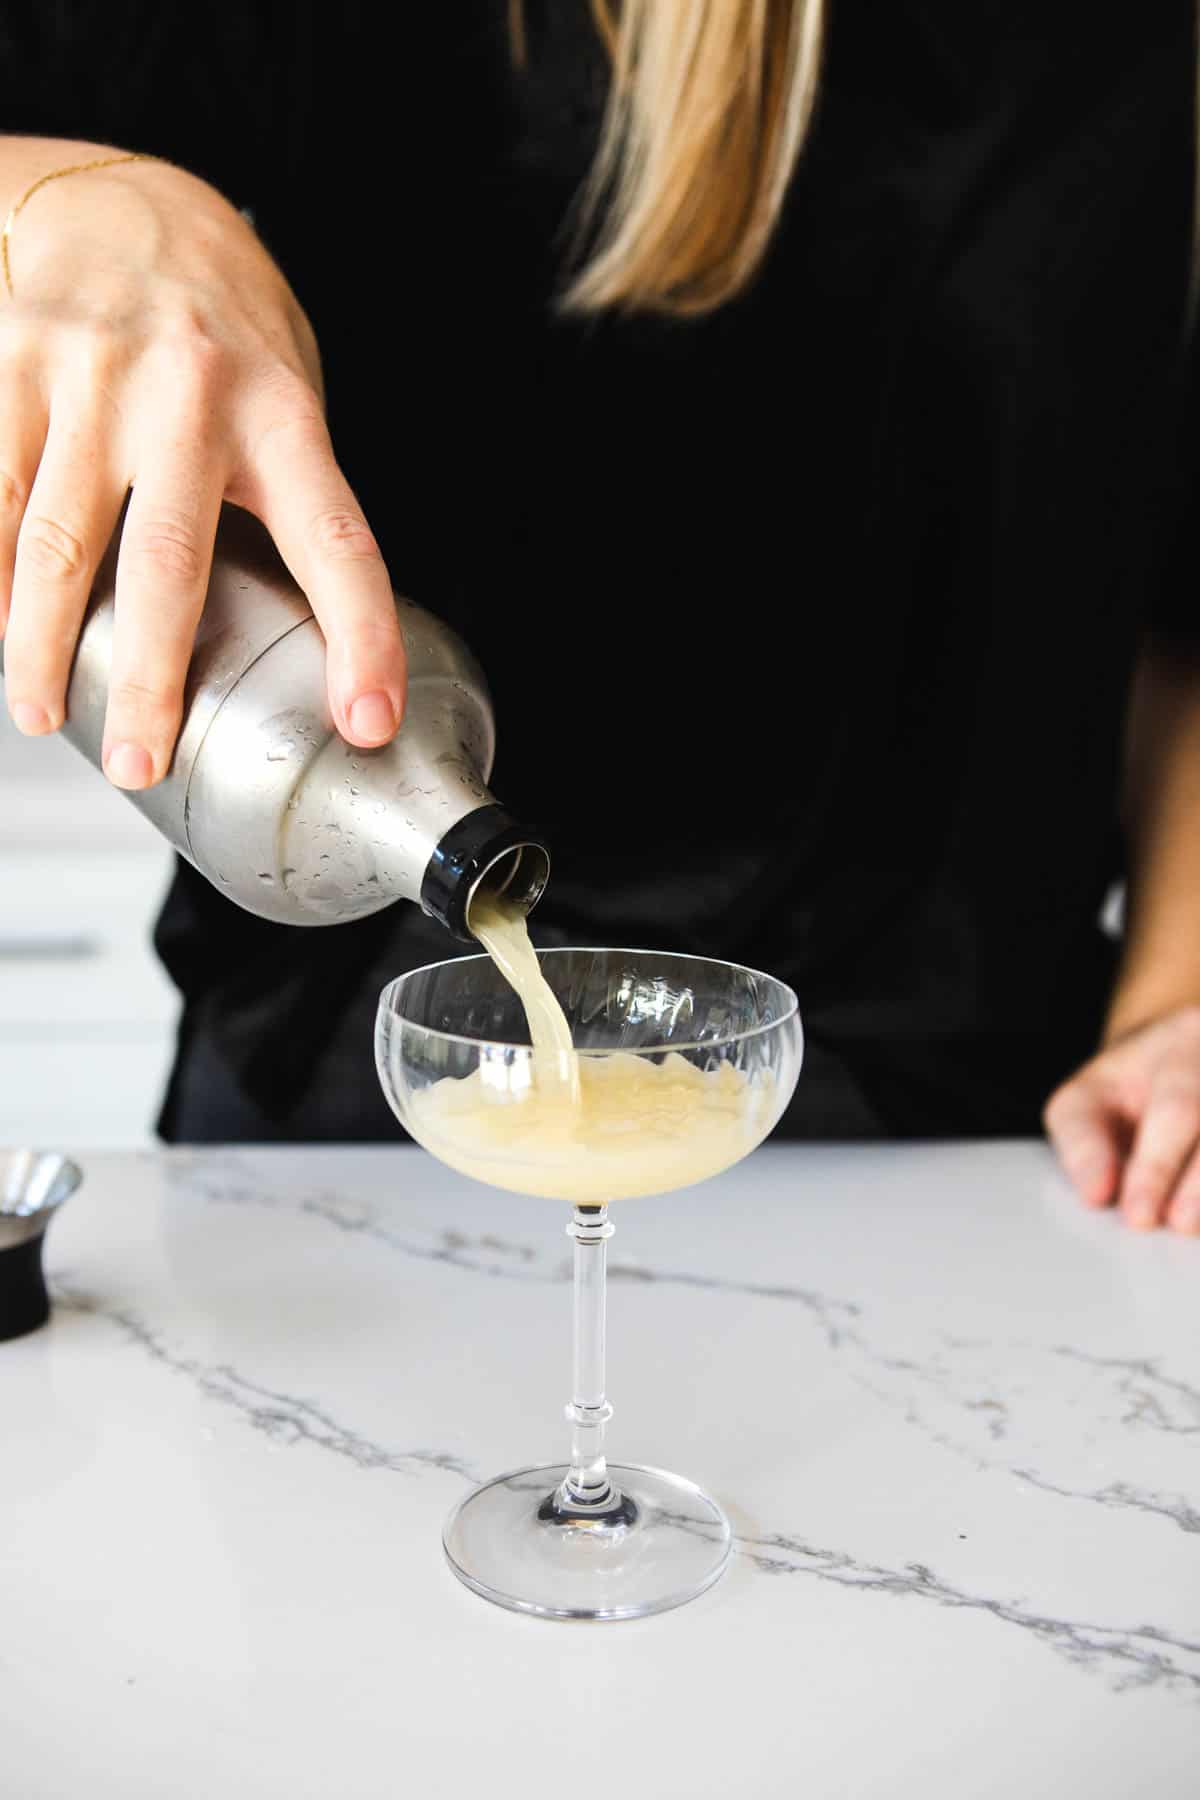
0 1031 174 1148
0 849 180 1031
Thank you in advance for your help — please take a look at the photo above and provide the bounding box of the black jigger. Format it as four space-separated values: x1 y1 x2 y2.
0 1152 82 1342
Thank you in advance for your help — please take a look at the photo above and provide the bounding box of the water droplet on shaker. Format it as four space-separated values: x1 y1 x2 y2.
266 739 295 762
257 872 274 885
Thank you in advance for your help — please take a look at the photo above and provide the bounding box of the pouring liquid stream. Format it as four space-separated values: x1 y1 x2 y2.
403 886 763 1202
466 887 582 1105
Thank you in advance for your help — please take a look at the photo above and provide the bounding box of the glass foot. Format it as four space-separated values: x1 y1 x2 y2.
442 1462 732 1620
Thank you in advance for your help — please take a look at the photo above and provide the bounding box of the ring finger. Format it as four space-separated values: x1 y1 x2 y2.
4 383 127 734
0 363 46 646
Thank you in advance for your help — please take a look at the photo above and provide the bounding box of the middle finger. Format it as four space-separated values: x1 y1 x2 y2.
103 437 227 789
1117 1080 1200 1229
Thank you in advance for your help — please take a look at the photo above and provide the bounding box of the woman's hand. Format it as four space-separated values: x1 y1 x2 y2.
1044 1007 1200 1233
0 145 406 787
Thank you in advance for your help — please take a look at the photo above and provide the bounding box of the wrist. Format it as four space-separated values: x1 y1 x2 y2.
5 151 246 300
1103 962 1200 1047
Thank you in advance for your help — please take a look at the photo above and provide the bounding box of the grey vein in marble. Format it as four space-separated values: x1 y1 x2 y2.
163 1154 555 1285
841 1338 1200 1540
1050 1347 1200 1438
162 1154 1200 1550
163 1152 862 1333
733 1529 1200 1697
53 1284 478 1483
47 1270 1200 1703
51 1267 1200 1699
1011 1470 1200 1535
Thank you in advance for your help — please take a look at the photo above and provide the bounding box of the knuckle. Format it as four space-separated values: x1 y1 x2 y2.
309 506 382 565
132 515 206 586
1043 1079 1084 1130
108 675 182 725
156 324 231 391
246 373 326 453
0 468 28 514
1127 1152 1174 1191
357 611 404 654
50 317 125 390
1149 1082 1200 1123
75 326 122 384
20 514 88 582
256 359 320 411
0 308 34 360
1042 1087 1068 1128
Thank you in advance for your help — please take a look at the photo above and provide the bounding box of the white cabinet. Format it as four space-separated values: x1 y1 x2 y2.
0 711 180 1148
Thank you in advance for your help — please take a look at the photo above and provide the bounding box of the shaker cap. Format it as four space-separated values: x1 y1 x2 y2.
420 803 550 941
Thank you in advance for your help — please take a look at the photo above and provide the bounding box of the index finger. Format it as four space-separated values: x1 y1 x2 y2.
238 398 406 748
1043 1078 1124 1209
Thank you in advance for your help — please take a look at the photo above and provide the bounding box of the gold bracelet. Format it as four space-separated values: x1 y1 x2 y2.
1 151 162 300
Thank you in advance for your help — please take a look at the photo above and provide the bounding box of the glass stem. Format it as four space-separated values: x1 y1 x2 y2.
562 1203 616 1510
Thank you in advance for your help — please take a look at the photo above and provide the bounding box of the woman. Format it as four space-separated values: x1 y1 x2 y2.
1 3 1199 1231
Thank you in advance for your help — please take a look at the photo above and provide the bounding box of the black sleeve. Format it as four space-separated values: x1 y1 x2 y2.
0 2 315 213
1145 316 1200 650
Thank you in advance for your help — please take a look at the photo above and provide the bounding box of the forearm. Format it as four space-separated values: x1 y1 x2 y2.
1105 638 1200 1041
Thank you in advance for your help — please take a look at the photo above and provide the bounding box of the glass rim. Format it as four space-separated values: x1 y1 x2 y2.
376 946 802 1059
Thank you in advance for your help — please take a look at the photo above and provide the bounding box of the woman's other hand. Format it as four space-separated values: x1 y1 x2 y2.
1044 1007 1200 1233
0 143 406 787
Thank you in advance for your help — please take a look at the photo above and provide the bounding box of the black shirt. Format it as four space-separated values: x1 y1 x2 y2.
5 3 1197 1139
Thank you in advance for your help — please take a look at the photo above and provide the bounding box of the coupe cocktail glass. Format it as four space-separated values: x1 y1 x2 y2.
376 948 802 1620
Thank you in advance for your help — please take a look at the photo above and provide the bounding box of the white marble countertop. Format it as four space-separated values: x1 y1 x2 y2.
3 1142 1198 1798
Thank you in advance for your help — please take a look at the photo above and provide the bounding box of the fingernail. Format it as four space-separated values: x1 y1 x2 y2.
1124 1198 1160 1231
1170 1204 1200 1236
348 690 397 744
11 700 49 734
104 741 153 789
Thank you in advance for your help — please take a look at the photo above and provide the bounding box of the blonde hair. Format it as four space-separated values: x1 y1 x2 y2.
511 0 826 318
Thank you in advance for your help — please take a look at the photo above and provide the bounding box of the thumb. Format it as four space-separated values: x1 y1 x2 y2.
1043 1072 1125 1208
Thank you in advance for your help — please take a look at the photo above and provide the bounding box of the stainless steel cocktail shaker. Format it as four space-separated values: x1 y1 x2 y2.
0 504 548 939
